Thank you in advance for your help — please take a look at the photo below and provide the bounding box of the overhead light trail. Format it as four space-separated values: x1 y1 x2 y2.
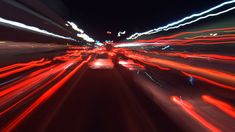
67 21 84 33
0 17 76 41
118 31 126 37
77 33 95 42
66 21 95 42
127 0 235 40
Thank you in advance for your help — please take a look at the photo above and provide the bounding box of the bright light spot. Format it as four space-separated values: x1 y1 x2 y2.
94 61 102 66
89 59 114 69
118 31 126 37
95 41 104 46
107 31 112 34
118 60 129 65
210 33 218 36
162 45 170 50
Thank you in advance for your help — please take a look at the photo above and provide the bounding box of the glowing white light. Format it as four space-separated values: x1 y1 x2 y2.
161 45 170 50
94 61 103 66
67 21 84 33
118 60 129 65
163 6 235 31
95 41 104 46
77 33 95 42
115 42 166 47
127 0 235 40
0 17 75 41
67 21 95 42
118 31 126 37
115 42 150 47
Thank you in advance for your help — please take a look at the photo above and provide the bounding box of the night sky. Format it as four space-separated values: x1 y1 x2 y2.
46 0 226 42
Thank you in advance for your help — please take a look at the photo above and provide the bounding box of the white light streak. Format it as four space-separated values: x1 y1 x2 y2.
127 0 235 40
114 42 158 47
118 31 126 37
77 33 95 42
67 21 84 33
95 41 104 46
0 17 75 41
67 21 95 43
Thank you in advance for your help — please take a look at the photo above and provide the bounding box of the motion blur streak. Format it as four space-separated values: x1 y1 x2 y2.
136 27 235 43
2 56 91 132
0 60 51 79
0 58 45 73
161 53 235 61
0 0 235 131
124 51 235 90
0 70 64 116
0 65 56 98
118 27 235 47
202 95 235 118
127 0 235 39
171 96 221 132
182 72 235 90
135 50 235 61
0 17 75 41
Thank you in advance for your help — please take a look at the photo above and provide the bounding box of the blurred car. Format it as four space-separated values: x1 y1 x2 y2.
88 52 114 69
88 59 114 69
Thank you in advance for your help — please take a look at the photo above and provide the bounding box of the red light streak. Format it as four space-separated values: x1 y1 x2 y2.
171 96 221 132
2 56 91 131
164 52 235 61
140 61 170 71
137 27 235 43
125 51 235 90
0 65 56 97
202 95 235 118
0 58 45 73
0 60 51 79
182 72 235 91
0 70 65 116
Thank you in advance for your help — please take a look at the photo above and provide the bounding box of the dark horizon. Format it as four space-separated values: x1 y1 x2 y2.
44 0 226 41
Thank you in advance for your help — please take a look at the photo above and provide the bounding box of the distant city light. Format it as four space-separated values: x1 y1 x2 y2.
118 31 126 37
107 31 112 34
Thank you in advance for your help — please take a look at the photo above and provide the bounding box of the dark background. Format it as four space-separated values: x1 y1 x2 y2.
43 0 226 42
